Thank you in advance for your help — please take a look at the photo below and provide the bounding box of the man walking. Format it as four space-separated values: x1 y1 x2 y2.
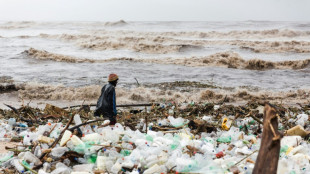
94 73 118 125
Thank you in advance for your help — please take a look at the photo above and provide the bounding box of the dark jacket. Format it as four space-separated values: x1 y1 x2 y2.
94 83 117 118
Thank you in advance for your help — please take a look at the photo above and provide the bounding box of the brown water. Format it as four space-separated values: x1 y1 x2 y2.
0 21 310 106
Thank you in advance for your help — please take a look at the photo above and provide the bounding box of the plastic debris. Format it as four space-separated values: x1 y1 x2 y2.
0 102 309 173
285 125 310 137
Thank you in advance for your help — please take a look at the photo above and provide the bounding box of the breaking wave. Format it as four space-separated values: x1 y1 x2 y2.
0 21 36 29
17 82 310 105
23 48 134 63
104 20 127 26
37 31 310 54
24 48 310 70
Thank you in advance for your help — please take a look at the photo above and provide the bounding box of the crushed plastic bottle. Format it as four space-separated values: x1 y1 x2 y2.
217 136 232 143
51 147 69 158
168 116 185 127
18 151 41 165
296 114 308 127
0 151 14 164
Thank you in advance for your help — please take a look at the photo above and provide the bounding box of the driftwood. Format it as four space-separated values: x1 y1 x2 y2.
253 103 282 174
62 103 155 109
68 118 108 131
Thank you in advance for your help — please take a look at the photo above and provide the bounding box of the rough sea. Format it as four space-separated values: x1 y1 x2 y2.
0 21 309 106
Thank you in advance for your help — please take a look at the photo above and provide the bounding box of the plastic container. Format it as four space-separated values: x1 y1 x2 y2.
168 116 185 127
8 118 16 126
217 136 232 143
60 130 72 146
96 156 107 170
286 125 309 137
18 151 41 165
38 135 55 144
51 147 69 158
144 164 166 174
71 135 84 146
0 151 14 164
111 162 122 173
34 145 42 157
82 133 102 143
296 114 308 126
72 164 94 172
281 136 302 147
74 114 82 126
12 159 25 173
222 117 232 131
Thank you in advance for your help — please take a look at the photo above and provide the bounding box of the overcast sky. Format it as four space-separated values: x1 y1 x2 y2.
0 0 309 21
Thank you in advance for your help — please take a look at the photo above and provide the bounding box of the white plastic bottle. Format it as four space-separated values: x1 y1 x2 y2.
74 114 82 126
59 130 72 146
12 159 25 173
18 151 41 165
71 135 84 146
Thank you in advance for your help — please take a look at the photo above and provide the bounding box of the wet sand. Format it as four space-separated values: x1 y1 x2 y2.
0 142 19 153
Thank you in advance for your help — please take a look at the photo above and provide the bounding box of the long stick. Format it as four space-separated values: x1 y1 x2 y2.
61 103 156 109
234 150 258 166
68 118 107 131
246 112 263 125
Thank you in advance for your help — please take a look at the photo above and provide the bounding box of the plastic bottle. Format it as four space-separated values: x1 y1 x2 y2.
144 164 166 174
38 135 55 144
59 130 72 146
51 162 72 174
122 159 135 169
168 116 184 127
21 160 32 170
217 136 231 143
96 156 107 171
34 146 42 157
72 164 94 172
111 161 122 173
103 120 110 125
71 135 84 146
84 125 94 135
296 114 308 126
8 118 16 126
281 136 302 147
43 162 51 172
82 133 102 143
51 147 69 158
0 151 14 164
12 159 25 173
286 125 309 137
18 151 41 165
23 133 37 145
74 114 82 126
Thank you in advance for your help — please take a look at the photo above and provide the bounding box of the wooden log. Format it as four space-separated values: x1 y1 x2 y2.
253 103 282 174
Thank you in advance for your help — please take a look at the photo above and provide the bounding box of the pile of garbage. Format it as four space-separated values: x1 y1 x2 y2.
0 101 309 173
